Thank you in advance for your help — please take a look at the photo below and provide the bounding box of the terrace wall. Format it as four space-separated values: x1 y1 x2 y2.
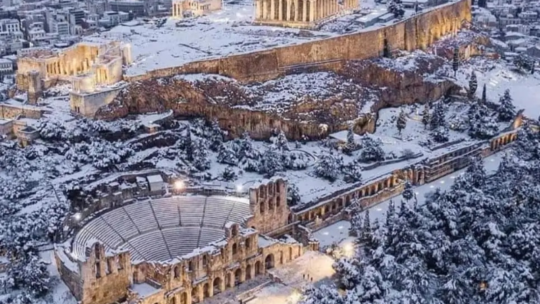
123 0 471 83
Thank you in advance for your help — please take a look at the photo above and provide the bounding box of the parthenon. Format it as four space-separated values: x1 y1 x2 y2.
254 0 359 28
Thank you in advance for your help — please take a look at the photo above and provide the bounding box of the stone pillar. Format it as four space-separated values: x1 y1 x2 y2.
310 0 316 21
294 0 299 21
286 0 291 20
278 0 283 20
303 0 307 21
262 0 267 19
271 0 275 20
256 0 261 19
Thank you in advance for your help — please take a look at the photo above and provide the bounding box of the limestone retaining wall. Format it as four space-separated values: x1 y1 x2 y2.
0 104 43 119
123 0 471 83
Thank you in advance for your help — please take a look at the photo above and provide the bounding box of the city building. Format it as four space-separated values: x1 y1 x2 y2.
172 0 222 18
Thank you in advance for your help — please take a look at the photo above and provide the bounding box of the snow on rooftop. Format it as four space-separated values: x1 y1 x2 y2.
146 174 164 183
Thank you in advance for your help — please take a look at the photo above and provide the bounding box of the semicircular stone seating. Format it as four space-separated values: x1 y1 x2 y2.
72 195 251 262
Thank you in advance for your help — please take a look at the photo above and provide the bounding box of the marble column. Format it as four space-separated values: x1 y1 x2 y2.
279 0 283 20
255 0 261 19
286 0 291 20
303 0 307 21
271 0 275 20
309 0 315 21
262 0 267 19
294 0 299 21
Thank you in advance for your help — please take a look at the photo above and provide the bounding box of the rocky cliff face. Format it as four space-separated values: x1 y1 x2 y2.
339 52 461 113
97 50 463 141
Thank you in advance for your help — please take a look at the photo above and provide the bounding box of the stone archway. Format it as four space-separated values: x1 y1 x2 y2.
170 296 177 304
235 268 242 286
213 277 222 294
191 286 199 304
246 264 252 280
265 254 275 270
255 261 262 275
203 283 210 299
180 292 187 304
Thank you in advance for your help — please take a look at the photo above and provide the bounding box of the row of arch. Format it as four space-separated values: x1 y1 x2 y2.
490 132 517 151
167 254 279 304
295 175 398 222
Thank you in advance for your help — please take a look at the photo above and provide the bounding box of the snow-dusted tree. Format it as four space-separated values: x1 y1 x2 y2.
468 103 499 139
191 139 210 171
6 256 50 297
431 125 449 143
259 148 284 177
430 102 446 130
452 47 459 76
274 130 290 152
469 71 478 97
342 161 363 183
402 180 414 201
237 131 260 161
315 150 343 182
208 119 224 151
287 183 301 206
396 110 407 135
481 83 487 103
388 0 404 18
358 136 385 162
498 89 516 121
221 166 237 181
346 124 358 152
422 103 431 129
217 143 239 165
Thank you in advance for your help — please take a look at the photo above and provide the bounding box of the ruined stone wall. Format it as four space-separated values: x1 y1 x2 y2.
70 86 125 117
123 0 471 83
0 104 43 119
246 178 291 234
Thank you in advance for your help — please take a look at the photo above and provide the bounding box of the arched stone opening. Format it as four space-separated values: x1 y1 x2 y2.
213 277 222 294
265 254 275 270
246 264 252 280
255 261 262 275
280 251 284 265
232 243 238 255
191 286 199 304
170 296 177 304
174 266 181 278
234 268 242 286
180 292 187 304
203 283 210 299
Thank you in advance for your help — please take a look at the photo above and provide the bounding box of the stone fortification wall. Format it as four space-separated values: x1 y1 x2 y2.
124 0 471 83
0 104 43 119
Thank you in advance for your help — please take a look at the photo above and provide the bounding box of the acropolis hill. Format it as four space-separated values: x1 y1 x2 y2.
15 0 471 118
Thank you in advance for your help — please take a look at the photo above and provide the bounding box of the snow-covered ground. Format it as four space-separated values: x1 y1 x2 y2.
39 250 77 304
249 251 335 304
312 151 506 244
456 58 540 118
81 0 418 76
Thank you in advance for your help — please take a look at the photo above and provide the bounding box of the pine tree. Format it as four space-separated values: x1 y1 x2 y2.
430 102 446 130
452 47 459 77
469 71 478 97
386 200 396 226
347 124 356 149
315 150 343 182
396 110 407 135
431 125 449 142
343 161 363 183
217 143 239 165
287 183 301 206
260 148 284 177
422 103 431 129
359 136 386 162
481 83 487 104
360 209 371 243
209 119 224 151
468 103 499 139
275 130 290 151
191 139 210 171
498 89 516 121
402 180 414 201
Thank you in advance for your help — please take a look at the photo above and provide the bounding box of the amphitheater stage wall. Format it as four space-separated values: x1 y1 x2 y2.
122 0 471 83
